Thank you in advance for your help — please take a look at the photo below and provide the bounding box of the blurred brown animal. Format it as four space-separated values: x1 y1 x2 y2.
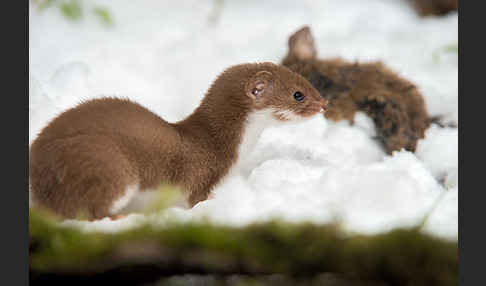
282 26 431 154
408 0 458 17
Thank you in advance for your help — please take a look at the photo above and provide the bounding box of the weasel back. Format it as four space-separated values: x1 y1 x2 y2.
29 97 181 219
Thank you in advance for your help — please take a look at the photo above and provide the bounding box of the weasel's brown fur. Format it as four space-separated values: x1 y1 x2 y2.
282 26 430 154
408 0 458 17
29 62 326 220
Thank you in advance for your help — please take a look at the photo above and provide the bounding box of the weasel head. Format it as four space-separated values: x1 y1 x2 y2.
245 62 328 123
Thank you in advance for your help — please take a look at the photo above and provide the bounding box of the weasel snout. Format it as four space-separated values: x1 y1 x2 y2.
309 94 328 115
319 98 329 113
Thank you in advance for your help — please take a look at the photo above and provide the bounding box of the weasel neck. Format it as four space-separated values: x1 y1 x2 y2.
233 109 277 171
175 101 277 175
174 88 251 170
172 64 283 183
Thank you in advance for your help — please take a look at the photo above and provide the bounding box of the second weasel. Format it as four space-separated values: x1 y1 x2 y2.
282 26 431 154
29 62 327 220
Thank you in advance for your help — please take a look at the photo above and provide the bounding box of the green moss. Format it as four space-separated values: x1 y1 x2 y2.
93 6 113 26
30 209 457 285
434 42 459 63
33 0 114 26
29 209 115 271
59 0 82 21
36 0 57 10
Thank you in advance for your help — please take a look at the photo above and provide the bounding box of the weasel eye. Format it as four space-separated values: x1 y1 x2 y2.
293 91 305 102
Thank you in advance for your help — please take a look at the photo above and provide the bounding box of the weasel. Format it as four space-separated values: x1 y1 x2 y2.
408 0 458 17
29 62 327 220
282 26 432 154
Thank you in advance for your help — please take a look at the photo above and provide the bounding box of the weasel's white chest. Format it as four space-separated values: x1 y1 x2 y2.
232 109 286 175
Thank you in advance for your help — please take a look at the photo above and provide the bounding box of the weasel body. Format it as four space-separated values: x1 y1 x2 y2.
29 62 327 219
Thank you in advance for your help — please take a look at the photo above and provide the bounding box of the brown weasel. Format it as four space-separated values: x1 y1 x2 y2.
282 26 430 154
407 0 458 17
29 62 327 220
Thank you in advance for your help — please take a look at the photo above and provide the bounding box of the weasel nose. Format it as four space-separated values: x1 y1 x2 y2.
319 98 329 112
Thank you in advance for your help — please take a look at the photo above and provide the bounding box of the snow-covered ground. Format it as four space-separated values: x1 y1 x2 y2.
29 0 458 239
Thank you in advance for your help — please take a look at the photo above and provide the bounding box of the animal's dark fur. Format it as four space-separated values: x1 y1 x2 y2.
408 0 458 17
282 26 430 154
29 62 325 220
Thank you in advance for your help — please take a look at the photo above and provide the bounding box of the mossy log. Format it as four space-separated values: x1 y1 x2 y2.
29 209 457 286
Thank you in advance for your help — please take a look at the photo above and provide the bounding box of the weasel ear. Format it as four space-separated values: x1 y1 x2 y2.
288 26 316 60
246 71 274 101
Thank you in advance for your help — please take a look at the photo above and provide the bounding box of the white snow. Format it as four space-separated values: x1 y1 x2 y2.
30 0 458 240
416 125 458 186
109 184 139 215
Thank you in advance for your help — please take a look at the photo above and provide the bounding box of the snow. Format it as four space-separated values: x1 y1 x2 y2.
30 0 458 240
416 125 458 185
